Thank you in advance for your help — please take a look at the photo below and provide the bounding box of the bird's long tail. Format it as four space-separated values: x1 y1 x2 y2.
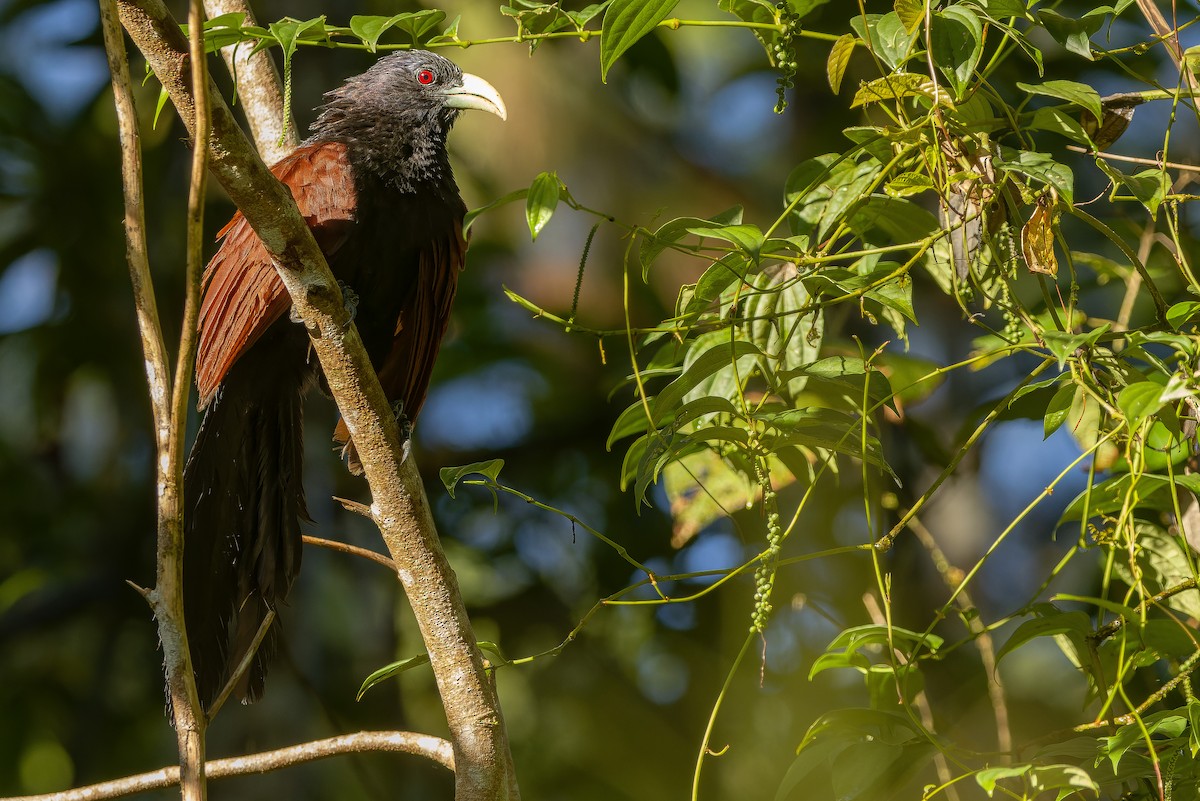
182 359 308 709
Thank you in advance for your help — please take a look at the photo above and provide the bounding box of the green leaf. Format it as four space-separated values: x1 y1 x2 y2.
356 652 431 700
608 397 655 449
440 459 506 498
350 15 406 51
153 85 171 129
746 263 823 400
269 16 328 60
1116 168 1169 217
1060 474 1176 522
931 6 983 99
785 155 880 241
599 0 678 83
1043 383 1075 439
267 16 327 142
640 206 743 278
1027 106 1092 145
849 196 940 245
1190 700 1200 757
1102 710 1188 770
652 339 763 417
1016 79 1103 124
850 13 918 71
995 610 1091 665
811 625 943 680
998 147 1075 203
784 356 894 411
894 0 923 33
663 448 767 547
1117 381 1165 425
525 171 561 241
973 0 1031 19
829 740 906 801
884 172 935 197
776 736 852 801
182 12 253 54
685 224 764 258
851 73 941 109
1036 9 1104 60
977 764 1031 795
875 351 944 405
1167 301 1200 330
827 33 855 94
427 14 463 44
389 9 448 43
1041 325 1109 368
677 254 747 318
565 3 609 29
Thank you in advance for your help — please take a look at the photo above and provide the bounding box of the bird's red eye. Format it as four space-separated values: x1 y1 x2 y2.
417 69 435 85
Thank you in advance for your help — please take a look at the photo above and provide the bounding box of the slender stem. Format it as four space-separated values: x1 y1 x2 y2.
907 514 1012 757
214 17 838 52
876 359 1053 551
691 633 754 801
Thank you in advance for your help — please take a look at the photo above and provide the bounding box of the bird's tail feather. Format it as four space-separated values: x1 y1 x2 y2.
182 372 307 709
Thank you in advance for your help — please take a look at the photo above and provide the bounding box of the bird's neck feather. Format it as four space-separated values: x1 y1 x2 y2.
310 107 458 195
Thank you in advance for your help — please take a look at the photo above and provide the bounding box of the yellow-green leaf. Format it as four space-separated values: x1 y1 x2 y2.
826 33 855 94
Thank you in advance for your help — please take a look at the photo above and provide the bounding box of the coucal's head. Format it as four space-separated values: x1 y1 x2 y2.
311 51 505 187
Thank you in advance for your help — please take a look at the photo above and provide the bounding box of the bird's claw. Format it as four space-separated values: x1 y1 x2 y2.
389 401 413 463
390 401 413 441
338 280 359 330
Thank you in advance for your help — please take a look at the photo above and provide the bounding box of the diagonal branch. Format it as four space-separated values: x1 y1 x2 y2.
3 731 453 801
114 1 519 798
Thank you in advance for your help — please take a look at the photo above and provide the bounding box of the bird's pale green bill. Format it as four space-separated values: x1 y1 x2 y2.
443 73 507 121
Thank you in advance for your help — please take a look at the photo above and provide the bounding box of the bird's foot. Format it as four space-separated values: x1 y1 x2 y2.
338 281 359 330
390 401 413 441
390 401 414 463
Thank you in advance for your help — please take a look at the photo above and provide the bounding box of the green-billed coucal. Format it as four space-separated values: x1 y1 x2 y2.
183 51 506 709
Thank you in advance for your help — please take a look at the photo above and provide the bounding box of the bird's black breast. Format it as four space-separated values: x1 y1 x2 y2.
327 172 465 369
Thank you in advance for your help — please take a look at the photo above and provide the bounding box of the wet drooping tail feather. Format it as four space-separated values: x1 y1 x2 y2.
183 344 309 709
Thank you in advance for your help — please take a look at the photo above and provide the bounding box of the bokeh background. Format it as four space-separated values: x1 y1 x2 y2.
0 1 1193 798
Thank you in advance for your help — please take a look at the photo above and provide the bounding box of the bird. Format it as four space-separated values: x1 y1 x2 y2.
181 50 506 710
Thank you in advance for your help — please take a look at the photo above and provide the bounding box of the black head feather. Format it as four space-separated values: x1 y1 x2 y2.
310 51 500 192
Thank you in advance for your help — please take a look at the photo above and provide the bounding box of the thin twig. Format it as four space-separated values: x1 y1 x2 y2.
303 535 396 571
907 514 1012 758
1074 649 1200 733
0 731 455 801
1066 144 1200 175
862 592 962 801
207 609 275 718
1090 578 1200 644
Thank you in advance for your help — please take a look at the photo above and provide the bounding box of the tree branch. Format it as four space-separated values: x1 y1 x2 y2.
0 731 453 801
114 1 518 797
98 2 207 798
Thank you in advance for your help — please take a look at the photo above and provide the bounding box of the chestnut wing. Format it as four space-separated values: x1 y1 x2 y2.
195 141 357 408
